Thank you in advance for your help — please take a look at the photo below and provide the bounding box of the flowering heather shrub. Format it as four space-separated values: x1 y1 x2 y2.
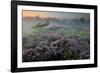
22 36 90 62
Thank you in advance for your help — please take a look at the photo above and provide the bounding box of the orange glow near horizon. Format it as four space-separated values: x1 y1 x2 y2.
22 10 49 18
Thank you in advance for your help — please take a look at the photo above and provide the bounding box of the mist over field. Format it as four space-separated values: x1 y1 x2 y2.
22 11 90 62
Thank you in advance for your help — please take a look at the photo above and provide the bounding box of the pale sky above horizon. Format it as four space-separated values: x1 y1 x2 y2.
22 10 90 19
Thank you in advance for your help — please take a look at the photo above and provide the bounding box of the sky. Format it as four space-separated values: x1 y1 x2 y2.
22 10 90 19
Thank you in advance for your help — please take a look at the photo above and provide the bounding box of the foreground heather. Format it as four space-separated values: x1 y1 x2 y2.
22 36 90 62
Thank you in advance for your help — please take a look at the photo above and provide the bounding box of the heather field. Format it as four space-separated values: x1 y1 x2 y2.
22 11 90 62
